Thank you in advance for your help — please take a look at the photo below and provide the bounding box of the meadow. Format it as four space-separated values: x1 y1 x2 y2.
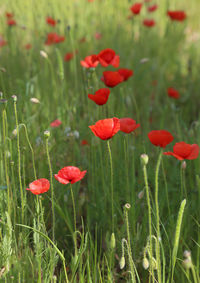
0 0 200 282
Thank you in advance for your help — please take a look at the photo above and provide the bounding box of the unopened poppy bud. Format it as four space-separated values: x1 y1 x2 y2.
12 95 17 102
40 50 48 59
181 161 187 170
44 130 50 138
142 257 149 270
151 257 157 270
12 128 17 136
182 258 192 269
110 233 116 249
124 203 131 210
183 250 191 258
140 154 149 166
119 256 125 269
30 97 40 104
138 190 144 199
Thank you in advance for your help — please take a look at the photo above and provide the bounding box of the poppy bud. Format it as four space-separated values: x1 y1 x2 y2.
30 97 40 104
140 154 149 166
40 50 48 59
182 258 192 269
124 203 131 210
110 233 116 249
181 161 187 170
142 257 149 270
138 190 144 199
44 130 50 138
12 95 17 102
119 256 125 269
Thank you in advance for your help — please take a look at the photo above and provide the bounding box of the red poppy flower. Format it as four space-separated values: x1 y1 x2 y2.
163 142 199 160
50 119 62 127
101 71 124 88
81 139 89 146
148 4 158 12
0 36 7 47
148 130 174 148
45 33 65 45
25 43 32 50
120 118 140 134
46 17 57 27
167 11 186 22
64 52 74 61
7 19 16 26
98 48 120 68
80 55 99 68
167 87 180 99
54 166 87 184
89 118 120 140
117 68 133 81
130 3 143 15
95 32 102 40
6 12 14 18
88 88 110 105
143 19 156 27
26 178 50 195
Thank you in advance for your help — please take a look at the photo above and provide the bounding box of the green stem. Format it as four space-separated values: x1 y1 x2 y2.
14 99 24 224
107 140 114 232
155 150 163 283
142 163 154 282
70 183 77 256
45 135 55 242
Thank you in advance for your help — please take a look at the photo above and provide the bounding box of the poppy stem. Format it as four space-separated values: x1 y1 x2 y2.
70 183 77 256
142 158 154 282
45 133 55 242
107 140 114 232
13 98 24 224
155 149 163 283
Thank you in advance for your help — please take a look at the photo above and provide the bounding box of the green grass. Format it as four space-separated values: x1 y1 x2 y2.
1 0 200 282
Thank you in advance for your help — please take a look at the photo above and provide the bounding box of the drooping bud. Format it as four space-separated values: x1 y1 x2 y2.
30 97 40 104
142 257 149 270
119 256 125 269
138 190 144 199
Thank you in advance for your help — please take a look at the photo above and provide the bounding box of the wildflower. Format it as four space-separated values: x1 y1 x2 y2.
80 55 99 68
7 19 16 26
98 48 120 68
117 68 133 81
163 142 199 160
45 33 65 45
64 52 75 62
6 12 14 18
46 17 57 27
167 87 180 99
148 4 158 12
130 3 143 15
81 139 89 146
25 43 32 50
89 117 120 140
54 166 87 184
26 178 50 195
0 36 7 47
143 19 156 27
50 119 62 128
88 88 110 105
120 118 140 134
95 32 102 40
101 71 124 88
167 11 186 22
148 130 174 148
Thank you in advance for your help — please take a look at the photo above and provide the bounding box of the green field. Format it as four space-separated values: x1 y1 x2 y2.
0 0 200 282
